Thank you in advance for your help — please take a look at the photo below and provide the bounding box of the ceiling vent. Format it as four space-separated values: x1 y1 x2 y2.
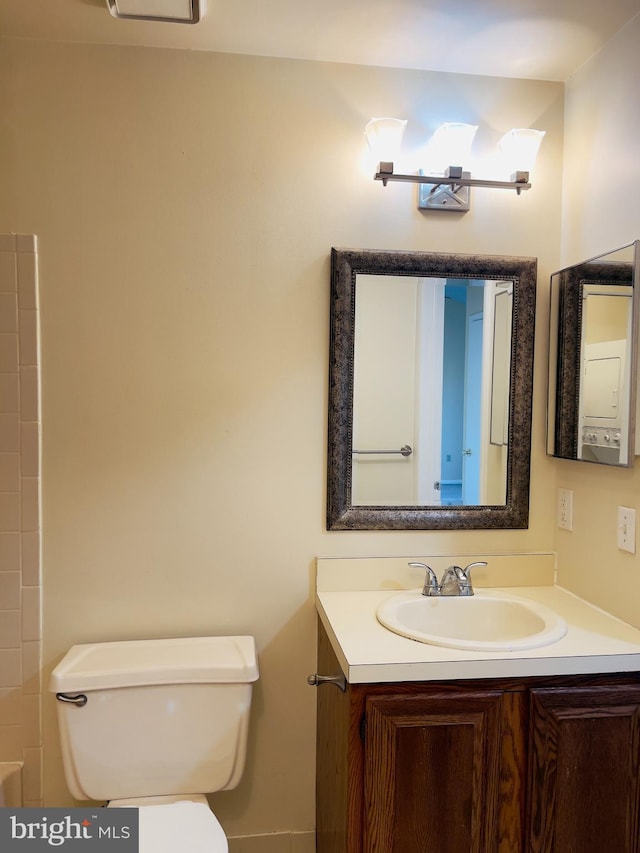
105 0 205 24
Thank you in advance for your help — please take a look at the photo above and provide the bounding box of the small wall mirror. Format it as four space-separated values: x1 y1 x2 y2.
327 248 537 530
547 242 640 466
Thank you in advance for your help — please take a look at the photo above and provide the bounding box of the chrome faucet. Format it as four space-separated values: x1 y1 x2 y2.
409 561 488 597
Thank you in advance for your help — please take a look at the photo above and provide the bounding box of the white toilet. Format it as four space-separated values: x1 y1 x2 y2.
49 635 259 852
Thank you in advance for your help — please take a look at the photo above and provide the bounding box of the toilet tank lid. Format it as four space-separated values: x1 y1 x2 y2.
49 635 259 693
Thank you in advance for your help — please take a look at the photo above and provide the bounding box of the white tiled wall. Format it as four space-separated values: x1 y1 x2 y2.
0 233 42 806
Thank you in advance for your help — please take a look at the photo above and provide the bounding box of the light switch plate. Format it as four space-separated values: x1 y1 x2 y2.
617 506 636 553
557 488 573 531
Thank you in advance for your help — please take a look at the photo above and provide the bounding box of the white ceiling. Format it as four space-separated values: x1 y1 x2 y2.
2 0 640 81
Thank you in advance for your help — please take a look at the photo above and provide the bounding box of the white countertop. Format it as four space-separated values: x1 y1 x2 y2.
316 558 640 683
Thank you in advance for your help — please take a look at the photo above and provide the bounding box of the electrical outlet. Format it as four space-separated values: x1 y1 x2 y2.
617 506 636 553
557 488 573 531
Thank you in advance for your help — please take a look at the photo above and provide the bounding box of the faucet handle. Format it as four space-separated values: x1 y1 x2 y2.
441 561 488 596
458 561 487 594
461 560 488 579
408 561 440 596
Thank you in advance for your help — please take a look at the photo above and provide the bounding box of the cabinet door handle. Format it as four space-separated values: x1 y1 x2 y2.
307 673 346 692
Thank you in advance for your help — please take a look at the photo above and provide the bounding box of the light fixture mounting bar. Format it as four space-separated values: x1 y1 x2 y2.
374 162 531 194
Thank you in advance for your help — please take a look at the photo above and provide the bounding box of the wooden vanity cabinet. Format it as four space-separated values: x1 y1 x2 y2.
528 685 640 852
315 622 640 853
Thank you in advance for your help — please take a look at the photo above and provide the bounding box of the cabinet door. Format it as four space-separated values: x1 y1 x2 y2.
363 690 504 853
528 685 640 853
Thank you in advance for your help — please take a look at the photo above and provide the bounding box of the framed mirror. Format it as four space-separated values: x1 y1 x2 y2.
547 241 640 466
327 247 537 530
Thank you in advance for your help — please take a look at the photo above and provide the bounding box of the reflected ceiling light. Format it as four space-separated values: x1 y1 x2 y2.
105 0 205 24
364 118 408 163
372 121 545 213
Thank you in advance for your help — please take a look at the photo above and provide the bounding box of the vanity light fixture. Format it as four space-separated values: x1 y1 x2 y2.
418 122 478 212
105 0 205 24
369 120 545 212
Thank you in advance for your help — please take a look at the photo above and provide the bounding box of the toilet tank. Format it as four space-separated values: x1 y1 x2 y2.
49 636 259 802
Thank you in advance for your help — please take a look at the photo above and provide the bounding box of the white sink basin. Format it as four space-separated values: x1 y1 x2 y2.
376 589 568 652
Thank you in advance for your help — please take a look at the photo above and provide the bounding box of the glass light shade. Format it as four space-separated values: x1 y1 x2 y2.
499 128 545 174
429 122 478 170
364 118 408 162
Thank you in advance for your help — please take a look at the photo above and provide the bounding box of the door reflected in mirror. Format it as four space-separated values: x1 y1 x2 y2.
352 276 511 506
327 248 537 530
547 242 639 467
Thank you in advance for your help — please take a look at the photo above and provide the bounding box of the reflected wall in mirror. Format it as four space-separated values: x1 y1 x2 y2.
547 242 640 467
327 248 537 530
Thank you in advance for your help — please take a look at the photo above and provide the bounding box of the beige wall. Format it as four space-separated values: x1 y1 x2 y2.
0 38 564 840
556 13 640 628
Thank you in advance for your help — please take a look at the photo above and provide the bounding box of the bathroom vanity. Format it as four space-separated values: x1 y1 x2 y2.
313 557 640 853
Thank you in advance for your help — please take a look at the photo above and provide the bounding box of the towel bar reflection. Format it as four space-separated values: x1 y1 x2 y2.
352 445 413 457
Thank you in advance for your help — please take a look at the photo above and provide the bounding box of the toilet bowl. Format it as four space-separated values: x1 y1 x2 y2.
111 796 228 852
50 636 259 852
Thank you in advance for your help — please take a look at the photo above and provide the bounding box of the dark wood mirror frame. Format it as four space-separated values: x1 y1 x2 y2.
327 247 537 530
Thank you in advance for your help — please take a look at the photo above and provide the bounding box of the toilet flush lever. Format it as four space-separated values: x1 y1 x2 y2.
56 692 88 707
307 673 346 692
